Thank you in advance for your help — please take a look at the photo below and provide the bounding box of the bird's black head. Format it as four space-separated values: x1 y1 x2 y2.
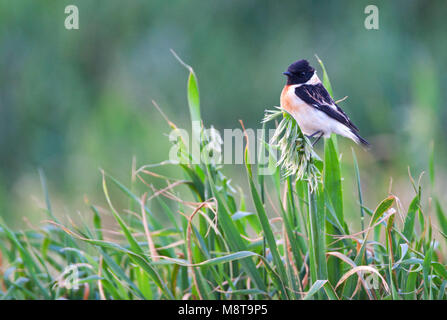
283 59 315 85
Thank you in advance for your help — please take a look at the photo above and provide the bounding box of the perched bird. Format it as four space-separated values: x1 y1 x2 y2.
280 59 368 146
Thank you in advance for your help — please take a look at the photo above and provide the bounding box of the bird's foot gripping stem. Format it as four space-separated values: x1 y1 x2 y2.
308 131 324 146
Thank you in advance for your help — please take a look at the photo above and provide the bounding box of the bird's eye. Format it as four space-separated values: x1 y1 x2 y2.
300 72 306 76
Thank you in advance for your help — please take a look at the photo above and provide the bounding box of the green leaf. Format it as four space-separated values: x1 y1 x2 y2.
434 198 447 239
307 185 328 293
404 265 419 300
171 49 201 124
352 149 365 231
423 246 433 299
316 55 333 96
0 222 50 299
402 195 420 243
102 171 144 256
205 165 267 294
324 137 344 222
429 141 435 187
246 150 289 298
432 262 447 280
304 280 327 300
324 134 344 284
386 212 399 300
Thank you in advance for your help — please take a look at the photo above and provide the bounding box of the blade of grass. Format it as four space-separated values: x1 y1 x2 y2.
246 148 289 298
204 165 268 294
324 135 345 284
352 149 365 231
307 184 328 297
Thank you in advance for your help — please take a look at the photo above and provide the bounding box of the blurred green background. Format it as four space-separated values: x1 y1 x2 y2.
1 0 446 227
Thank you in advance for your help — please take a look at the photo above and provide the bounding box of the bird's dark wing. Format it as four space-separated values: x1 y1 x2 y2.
295 83 359 132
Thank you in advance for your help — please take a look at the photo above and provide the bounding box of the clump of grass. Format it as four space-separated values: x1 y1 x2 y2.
263 107 320 191
0 55 446 300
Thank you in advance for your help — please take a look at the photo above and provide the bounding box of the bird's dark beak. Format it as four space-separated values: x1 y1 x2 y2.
283 71 292 76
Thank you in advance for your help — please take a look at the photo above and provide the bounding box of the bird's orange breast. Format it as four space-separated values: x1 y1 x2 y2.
280 85 302 114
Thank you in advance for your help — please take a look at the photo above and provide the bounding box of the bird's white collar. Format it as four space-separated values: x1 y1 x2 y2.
306 72 320 85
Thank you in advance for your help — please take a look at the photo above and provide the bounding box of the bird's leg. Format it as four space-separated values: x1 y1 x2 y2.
311 132 324 147
308 130 322 138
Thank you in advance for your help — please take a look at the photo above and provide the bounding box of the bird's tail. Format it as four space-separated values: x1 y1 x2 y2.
351 130 369 147
337 125 370 147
